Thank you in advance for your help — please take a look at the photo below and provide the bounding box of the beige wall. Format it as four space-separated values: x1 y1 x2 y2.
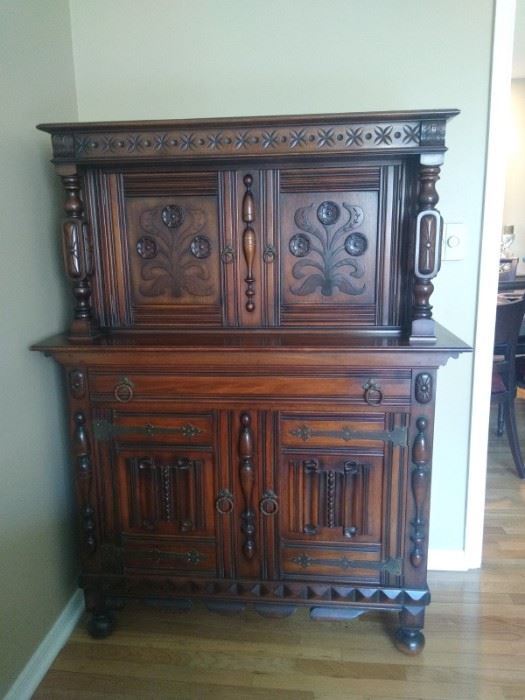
69 0 494 552
0 1 78 695
504 79 525 271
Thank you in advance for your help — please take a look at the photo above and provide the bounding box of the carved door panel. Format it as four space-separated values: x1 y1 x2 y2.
89 170 229 328
114 447 219 575
93 408 226 577
277 411 408 584
276 165 404 328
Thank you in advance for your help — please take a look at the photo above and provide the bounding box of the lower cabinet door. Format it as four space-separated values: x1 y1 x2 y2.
93 408 222 578
115 447 218 576
277 411 408 584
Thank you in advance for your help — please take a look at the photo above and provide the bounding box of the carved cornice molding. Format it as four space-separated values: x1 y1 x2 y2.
38 111 458 163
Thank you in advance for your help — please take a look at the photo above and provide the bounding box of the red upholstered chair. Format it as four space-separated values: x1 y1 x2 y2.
492 293 525 478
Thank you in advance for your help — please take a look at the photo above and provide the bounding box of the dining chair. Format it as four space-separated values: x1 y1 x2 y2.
492 293 525 478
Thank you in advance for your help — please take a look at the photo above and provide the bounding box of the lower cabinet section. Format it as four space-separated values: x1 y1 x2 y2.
75 399 431 654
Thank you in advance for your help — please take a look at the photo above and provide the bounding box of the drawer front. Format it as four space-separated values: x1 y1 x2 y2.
93 410 214 446
122 539 217 575
281 413 407 449
281 545 391 583
89 371 412 405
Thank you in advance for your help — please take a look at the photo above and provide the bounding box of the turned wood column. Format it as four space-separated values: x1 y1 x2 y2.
57 165 97 340
410 153 444 343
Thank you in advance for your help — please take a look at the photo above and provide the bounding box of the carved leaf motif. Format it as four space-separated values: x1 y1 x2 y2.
290 201 366 298
291 273 326 296
138 205 214 298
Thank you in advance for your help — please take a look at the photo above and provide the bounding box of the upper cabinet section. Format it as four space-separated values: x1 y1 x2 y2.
37 110 458 339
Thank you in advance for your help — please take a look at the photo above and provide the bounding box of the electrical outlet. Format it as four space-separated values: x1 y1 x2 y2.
442 222 467 261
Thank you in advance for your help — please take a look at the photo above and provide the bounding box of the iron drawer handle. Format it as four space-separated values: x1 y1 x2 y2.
215 489 234 514
113 377 134 403
259 490 279 516
363 380 383 406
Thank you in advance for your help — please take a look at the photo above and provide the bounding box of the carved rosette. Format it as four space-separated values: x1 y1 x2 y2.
415 373 433 404
68 369 86 399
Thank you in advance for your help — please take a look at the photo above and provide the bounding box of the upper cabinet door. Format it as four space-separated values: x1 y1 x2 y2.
88 170 231 328
276 164 407 329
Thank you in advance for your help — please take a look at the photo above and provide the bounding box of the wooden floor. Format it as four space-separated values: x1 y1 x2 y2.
33 407 525 699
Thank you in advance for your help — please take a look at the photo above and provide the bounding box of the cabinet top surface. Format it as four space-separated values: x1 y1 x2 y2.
33 324 470 355
37 109 459 163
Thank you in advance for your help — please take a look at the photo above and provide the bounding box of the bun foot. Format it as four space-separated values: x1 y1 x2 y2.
394 627 425 655
88 611 114 639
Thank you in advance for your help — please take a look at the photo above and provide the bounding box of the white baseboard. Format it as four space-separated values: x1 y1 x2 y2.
5 588 84 700
427 548 473 571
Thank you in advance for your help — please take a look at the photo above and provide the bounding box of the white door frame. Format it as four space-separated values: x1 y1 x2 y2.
464 0 516 568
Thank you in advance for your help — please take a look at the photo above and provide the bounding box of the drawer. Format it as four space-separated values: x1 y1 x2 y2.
93 411 214 446
281 545 396 583
281 413 408 449
122 540 217 575
90 371 412 404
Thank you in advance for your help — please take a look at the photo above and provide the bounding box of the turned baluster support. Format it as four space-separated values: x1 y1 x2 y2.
242 174 256 312
410 153 444 343
59 167 97 340
239 412 256 559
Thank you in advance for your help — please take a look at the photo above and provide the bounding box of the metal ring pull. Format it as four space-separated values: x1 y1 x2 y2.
263 244 276 263
113 377 134 403
215 489 234 514
221 245 234 264
259 490 279 516
362 380 383 406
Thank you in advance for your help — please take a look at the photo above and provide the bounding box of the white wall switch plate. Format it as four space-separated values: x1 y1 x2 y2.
442 222 467 261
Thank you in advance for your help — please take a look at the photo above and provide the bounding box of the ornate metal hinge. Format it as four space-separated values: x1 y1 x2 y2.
291 554 402 576
289 424 407 447
93 419 203 441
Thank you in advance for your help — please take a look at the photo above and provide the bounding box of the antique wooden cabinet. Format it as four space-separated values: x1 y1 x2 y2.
34 111 468 654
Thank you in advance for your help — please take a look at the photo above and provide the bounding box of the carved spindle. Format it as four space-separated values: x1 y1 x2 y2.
411 155 444 340
242 174 256 312
83 505 96 552
303 460 318 535
73 412 96 551
410 417 430 567
327 470 336 528
343 461 359 538
239 412 256 559
60 172 96 338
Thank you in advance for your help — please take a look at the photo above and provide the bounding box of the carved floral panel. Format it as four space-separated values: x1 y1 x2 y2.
126 195 221 307
279 190 378 311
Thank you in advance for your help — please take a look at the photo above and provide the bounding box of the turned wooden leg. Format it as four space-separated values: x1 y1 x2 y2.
395 607 425 655
497 402 505 437
85 590 115 639
504 399 525 479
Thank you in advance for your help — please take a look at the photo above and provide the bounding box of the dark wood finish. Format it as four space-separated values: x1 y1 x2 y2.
33 110 468 655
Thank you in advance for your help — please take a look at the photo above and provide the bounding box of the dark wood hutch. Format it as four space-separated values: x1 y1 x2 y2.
34 110 468 654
